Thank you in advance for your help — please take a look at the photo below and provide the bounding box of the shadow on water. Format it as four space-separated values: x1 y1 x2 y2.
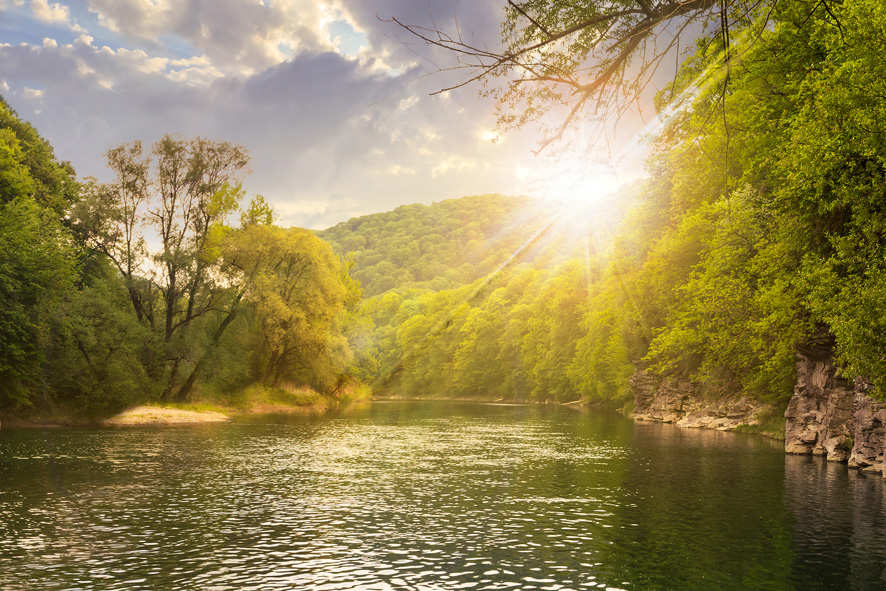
1 401 885 590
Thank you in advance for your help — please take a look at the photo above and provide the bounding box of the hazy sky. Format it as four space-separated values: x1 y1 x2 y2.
0 0 660 229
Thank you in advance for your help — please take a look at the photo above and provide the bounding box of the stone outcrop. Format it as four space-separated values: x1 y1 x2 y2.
784 334 854 460
631 364 769 431
783 332 886 476
848 382 886 472
632 331 886 476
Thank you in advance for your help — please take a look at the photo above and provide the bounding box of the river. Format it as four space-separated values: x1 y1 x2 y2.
1 401 885 590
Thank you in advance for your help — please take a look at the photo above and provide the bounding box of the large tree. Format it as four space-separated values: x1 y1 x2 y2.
73 134 250 399
0 97 78 408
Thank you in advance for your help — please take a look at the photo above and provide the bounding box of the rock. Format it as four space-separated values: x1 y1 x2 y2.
784 333 855 460
847 386 886 473
784 331 886 474
630 364 769 432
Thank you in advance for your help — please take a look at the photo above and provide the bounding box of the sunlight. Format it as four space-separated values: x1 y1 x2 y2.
543 164 623 210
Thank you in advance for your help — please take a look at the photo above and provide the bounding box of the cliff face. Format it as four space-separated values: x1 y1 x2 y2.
632 336 886 474
779 334 886 475
783 335 855 460
631 364 768 431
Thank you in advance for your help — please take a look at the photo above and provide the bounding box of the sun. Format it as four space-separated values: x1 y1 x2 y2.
534 154 628 224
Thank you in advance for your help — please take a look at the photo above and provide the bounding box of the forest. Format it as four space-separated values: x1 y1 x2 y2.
3 0 886 419
324 0 886 406
0 108 361 415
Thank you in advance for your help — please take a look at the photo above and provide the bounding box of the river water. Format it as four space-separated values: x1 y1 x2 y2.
1 401 885 590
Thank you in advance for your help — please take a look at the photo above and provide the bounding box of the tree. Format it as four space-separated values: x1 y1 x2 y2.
223 224 353 392
392 0 776 153
0 198 77 407
0 97 79 409
72 134 250 399
0 96 79 213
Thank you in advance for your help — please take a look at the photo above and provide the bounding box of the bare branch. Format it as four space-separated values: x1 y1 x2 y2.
386 0 773 154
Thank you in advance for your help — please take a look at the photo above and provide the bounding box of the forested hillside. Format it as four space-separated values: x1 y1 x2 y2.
326 0 886 405
320 195 555 296
320 192 638 401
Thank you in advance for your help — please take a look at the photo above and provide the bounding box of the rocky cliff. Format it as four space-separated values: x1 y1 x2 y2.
631 363 769 431
782 333 886 475
631 333 886 475
739 331 886 477
783 334 855 460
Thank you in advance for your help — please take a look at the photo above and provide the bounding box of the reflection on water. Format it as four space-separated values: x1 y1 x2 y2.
0 401 884 589
784 455 886 589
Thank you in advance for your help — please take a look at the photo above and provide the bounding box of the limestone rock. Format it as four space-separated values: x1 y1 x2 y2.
783 333 855 461
848 385 886 473
783 332 886 475
630 365 769 432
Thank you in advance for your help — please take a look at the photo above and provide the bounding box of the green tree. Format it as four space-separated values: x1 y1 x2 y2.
224 224 353 392
72 134 250 400
0 198 77 407
0 97 79 409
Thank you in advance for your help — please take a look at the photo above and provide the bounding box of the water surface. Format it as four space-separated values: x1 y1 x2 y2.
1 401 885 589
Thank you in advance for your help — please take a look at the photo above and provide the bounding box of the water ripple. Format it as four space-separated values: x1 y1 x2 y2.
1 402 885 589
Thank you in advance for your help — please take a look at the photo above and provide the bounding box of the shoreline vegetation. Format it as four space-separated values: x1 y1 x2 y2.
0 383 372 429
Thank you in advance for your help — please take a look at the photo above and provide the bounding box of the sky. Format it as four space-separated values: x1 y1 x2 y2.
0 0 662 229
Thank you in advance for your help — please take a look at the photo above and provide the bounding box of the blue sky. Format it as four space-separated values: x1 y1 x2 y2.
0 0 657 228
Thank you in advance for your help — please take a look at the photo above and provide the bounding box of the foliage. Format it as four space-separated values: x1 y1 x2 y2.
0 109 363 414
318 195 556 297
7 0 886 414
222 224 353 392
0 97 78 213
0 197 77 406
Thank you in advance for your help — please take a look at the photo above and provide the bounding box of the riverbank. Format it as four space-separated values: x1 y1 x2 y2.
0 383 372 429
628 337 886 477
104 405 231 426
629 364 787 440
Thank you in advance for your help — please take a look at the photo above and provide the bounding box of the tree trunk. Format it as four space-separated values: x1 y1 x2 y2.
174 298 242 402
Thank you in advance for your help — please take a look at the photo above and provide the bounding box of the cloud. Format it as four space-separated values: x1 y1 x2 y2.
1 0 549 229
30 0 85 32
82 0 343 76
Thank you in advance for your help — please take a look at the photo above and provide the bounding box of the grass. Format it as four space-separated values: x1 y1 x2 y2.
143 381 358 415
147 401 236 414
732 403 787 439
222 383 329 412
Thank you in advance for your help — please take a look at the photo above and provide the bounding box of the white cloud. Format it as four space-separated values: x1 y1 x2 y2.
0 1 554 229
83 0 342 77
31 0 68 24
432 158 477 178
23 86 44 98
398 95 418 110
380 164 416 177
30 0 86 32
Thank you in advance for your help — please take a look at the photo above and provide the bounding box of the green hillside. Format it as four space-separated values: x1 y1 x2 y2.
318 194 551 296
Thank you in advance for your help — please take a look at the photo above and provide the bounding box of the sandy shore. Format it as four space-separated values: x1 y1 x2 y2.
103 405 231 426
